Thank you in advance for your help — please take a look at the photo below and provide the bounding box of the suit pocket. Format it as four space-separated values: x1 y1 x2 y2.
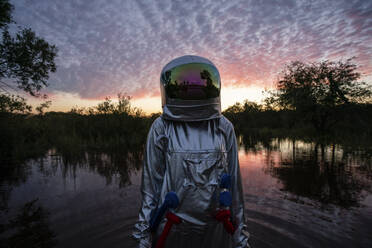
183 157 221 188
179 153 227 215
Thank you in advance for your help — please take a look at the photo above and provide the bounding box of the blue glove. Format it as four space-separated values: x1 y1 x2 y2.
150 192 179 231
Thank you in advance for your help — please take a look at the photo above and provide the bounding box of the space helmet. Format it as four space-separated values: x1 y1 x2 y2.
160 55 221 121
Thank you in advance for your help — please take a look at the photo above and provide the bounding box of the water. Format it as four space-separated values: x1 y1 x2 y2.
1 139 371 247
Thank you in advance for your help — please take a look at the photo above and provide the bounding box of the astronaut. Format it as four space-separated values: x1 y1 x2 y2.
133 55 250 248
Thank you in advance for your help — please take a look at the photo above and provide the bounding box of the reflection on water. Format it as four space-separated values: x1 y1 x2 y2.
0 139 372 247
0 199 57 248
264 140 371 208
49 148 143 188
239 139 372 248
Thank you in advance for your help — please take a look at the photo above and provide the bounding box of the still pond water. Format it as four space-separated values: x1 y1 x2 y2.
1 139 372 248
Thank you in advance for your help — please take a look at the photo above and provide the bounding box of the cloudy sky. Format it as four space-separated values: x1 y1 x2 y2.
11 0 372 113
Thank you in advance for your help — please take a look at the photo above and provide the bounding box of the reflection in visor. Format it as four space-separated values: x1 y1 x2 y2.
161 63 220 100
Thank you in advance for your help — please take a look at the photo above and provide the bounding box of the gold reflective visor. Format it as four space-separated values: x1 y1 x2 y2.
161 63 220 100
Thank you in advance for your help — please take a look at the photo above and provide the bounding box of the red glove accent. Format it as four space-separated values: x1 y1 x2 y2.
155 212 181 248
215 209 236 235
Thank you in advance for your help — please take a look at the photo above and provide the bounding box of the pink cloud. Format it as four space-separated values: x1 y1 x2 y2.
11 0 372 102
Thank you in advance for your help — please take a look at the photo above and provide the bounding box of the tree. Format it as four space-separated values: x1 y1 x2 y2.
0 0 12 29
35 100 52 115
0 94 31 113
94 93 141 116
271 59 372 135
0 0 57 112
96 96 115 114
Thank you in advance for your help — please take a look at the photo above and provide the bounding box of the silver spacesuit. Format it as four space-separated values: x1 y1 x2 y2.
133 55 250 248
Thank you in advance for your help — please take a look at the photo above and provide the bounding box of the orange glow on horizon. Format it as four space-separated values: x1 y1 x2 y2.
27 85 270 114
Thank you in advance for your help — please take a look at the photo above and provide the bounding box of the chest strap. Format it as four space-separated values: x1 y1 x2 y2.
215 209 235 234
155 212 182 248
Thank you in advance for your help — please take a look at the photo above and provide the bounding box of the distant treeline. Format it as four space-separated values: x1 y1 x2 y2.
0 111 157 165
2 100 372 165
1 94 162 164
223 101 372 147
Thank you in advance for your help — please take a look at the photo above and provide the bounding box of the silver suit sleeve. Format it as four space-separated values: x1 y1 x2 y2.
132 120 166 247
227 124 251 248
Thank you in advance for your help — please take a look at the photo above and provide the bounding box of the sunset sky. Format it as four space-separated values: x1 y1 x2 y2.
11 0 372 113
